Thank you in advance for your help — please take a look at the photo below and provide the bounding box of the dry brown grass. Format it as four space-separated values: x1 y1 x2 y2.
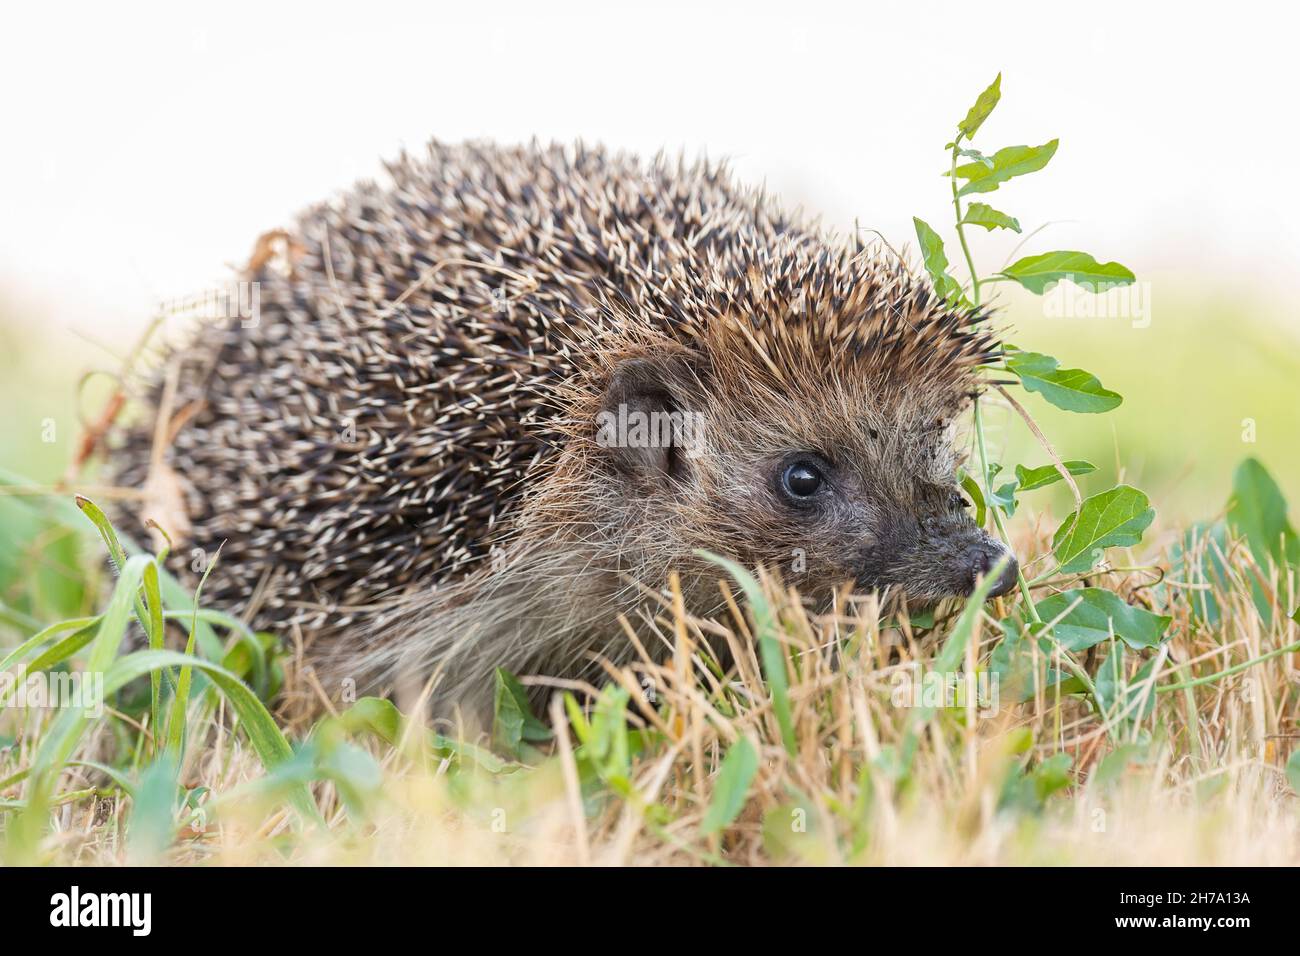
7 512 1297 867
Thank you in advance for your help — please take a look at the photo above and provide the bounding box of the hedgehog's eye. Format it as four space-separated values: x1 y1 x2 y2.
950 490 971 512
782 461 824 499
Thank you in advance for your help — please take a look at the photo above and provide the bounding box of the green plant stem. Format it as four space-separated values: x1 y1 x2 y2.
1182 684 1203 764
953 137 1037 617
949 136 981 308
971 325 1038 623
954 140 1102 710
1156 639 1300 693
1027 565 1160 589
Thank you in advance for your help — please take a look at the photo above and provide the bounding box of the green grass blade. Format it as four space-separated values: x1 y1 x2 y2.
897 557 1009 777
165 545 222 764
106 649 318 822
75 496 153 639
701 736 759 835
697 550 797 755
143 561 165 747
0 616 100 672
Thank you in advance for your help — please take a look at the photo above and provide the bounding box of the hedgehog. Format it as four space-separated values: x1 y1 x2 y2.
109 139 1018 719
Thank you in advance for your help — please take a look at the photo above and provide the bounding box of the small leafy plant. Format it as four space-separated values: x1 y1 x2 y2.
912 75 1171 706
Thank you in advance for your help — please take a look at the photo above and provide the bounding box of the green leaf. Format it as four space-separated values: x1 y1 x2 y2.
492 668 553 757
337 696 404 746
998 750 1074 812
1007 350 1122 414
912 217 969 308
563 692 591 747
998 250 1135 294
220 628 277 700
701 736 760 835
1036 588 1171 652
1051 485 1155 574
1030 753 1074 802
959 470 987 529
958 74 1001 139
1226 457 1300 569
962 202 1021 233
1015 460 1096 492
991 616 1082 704
588 686 633 785
320 738 384 819
991 480 1019 517
956 148 995 169
953 140 1058 196
989 616 1030 698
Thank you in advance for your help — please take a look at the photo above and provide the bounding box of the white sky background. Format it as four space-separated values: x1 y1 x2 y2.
1 0 1296 336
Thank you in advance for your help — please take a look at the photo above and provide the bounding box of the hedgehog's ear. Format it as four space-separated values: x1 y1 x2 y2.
596 353 702 484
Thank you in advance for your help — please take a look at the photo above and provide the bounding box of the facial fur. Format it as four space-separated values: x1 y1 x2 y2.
571 323 1018 617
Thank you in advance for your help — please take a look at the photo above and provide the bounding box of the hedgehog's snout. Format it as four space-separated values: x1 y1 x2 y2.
965 539 1018 597
867 517 1019 605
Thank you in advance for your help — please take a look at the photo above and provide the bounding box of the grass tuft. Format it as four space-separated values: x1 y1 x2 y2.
0 481 1297 865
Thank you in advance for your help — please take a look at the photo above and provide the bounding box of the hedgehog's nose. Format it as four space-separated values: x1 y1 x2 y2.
968 543 1018 597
